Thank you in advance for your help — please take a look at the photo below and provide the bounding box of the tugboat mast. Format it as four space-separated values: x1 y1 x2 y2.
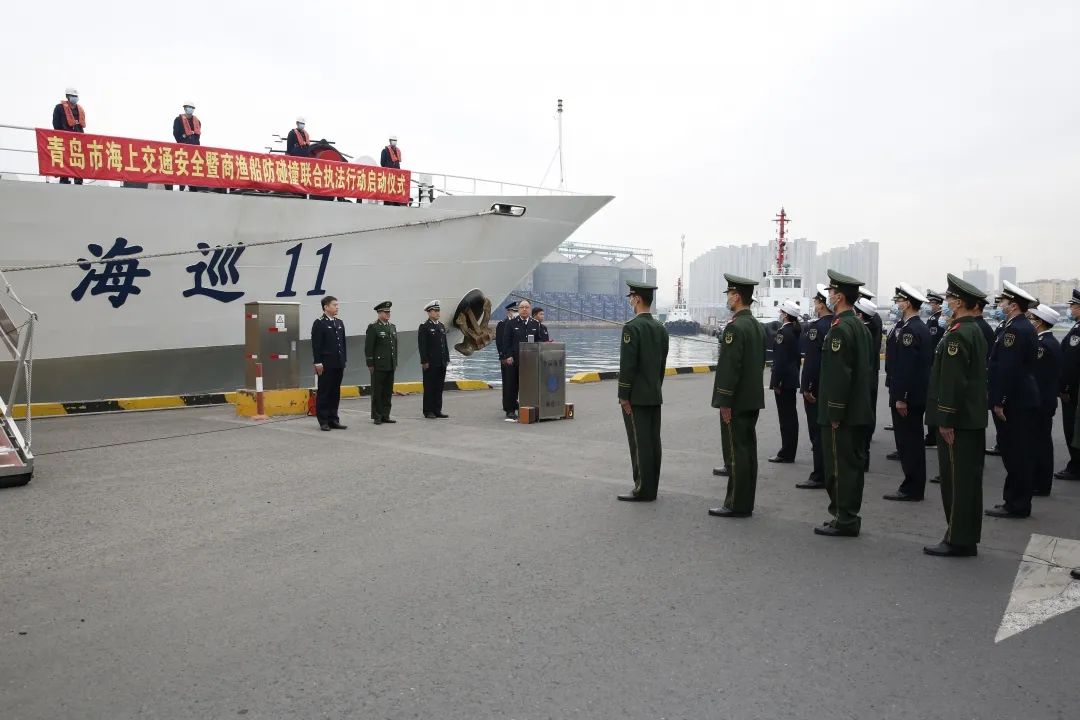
676 234 686 305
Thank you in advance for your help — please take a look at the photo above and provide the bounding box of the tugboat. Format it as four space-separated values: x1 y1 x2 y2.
753 208 812 325
664 234 701 336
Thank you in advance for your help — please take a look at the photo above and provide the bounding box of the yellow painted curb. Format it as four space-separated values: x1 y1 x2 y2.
664 368 678 376
691 365 711 374
341 386 361 399
570 371 601 384
117 396 187 412
235 388 309 417
393 382 424 395
8 403 67 419
453 379 491 391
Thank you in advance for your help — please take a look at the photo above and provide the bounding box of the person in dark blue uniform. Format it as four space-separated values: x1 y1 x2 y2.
503 300 540 420
985 281 1040 519
768 299 802 463
985 293 1009 456
380 136 401 169
533 307 551 341
286 117 311 157
496 301 518 418
418 300 450 419
311 295 348 431
1056 289 1080 481
52 87 85 185
797 284 832 489
924 290 945 446
882 283 932 501
855 295 882 471
1028 303 1062 496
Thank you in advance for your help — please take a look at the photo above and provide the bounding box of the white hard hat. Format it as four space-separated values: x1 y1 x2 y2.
389 135 398 141
855 297 877 316
183 101 195 108
296 116 305 124
65 87 78 96
781 299 801 318
1030 303 1061 326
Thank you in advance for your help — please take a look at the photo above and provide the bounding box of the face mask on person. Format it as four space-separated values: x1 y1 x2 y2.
68 95 78 104
297 123 305 130
943 305 954 318
992 307 1005 321
888 303 901 320
390 140 397 147
184 107 194 116
825 296 836 311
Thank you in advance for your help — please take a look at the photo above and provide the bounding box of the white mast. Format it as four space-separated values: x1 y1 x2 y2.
557 98 565 190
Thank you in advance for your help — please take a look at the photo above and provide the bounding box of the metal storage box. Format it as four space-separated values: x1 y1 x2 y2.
243 301 300 390
518 342 566 420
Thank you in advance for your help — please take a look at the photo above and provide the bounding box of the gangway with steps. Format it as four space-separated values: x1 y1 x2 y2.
0 269 34 488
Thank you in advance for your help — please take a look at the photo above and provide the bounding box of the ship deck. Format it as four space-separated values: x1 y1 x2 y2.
2 372 1078 718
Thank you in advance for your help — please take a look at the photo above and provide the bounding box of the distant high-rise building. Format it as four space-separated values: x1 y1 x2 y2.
1019 278 1079 306
688 237 879 307
999 266 1017 287
963 269 992 294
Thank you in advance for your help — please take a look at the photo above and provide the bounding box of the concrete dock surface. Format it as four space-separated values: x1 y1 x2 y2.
2 372 1078 719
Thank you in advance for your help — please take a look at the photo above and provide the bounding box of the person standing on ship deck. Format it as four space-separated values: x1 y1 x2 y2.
287 117 311 157
170 102 201 191
52 87 85 185
380 135 405 206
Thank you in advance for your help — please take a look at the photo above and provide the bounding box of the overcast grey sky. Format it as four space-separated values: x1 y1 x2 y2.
4 0 1077 304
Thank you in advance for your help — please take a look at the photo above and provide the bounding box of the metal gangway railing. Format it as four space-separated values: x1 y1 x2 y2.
0 123 578 203
0 269 35 487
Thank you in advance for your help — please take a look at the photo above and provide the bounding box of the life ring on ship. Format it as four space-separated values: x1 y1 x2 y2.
308 140 347 163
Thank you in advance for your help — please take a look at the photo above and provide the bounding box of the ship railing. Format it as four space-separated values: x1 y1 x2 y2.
0 123 579 201
0 268 36 480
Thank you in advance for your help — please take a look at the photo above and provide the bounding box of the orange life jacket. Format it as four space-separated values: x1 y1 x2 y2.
180 114 201 137
62 101 85 129
294 128 309 147
385 145 401 164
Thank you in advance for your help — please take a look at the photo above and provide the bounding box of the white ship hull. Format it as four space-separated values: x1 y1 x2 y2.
0 182 611 401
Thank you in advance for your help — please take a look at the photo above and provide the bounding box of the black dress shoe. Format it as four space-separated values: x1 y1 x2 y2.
886 451 900 461
328 421 348 429
930 475 941 484
712 466 730 477
505 411 517 420
985 446 1001 456
767 455 794 464
708 506 752 518
985 507 1029 519
424 412 437 419
435 413 449 418
1054 469 1080 480
883 491 922 501
382 418 396 423
319 423 331 431
1033 490 1051 497
617 494 655 502
796 479 826 489
923 541 977 557
373 418 383 425
1072 569 1080 581
883 425 894 431
814 525 859 537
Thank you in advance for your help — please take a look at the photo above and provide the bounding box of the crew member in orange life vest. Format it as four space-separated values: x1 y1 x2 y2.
381 135 401 169
170 102 202 191
287 117 310 157
52 87 85 184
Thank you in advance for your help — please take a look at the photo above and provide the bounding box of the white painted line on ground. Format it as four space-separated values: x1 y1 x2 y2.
996 533 1080 643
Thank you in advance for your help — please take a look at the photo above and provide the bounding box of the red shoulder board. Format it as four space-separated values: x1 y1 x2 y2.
831 318 840 327
950 323 960 331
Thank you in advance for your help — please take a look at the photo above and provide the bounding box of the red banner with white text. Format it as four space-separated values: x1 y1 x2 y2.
36 129 411 203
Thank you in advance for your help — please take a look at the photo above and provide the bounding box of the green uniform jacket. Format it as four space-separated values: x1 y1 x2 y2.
712 309 766 410
817 309 874 425
618 312 670 405
365 321 398 371
926 316 988 429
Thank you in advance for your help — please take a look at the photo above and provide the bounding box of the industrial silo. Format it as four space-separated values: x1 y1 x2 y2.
576 252 620 295
532 251 579 294
616 254 657 291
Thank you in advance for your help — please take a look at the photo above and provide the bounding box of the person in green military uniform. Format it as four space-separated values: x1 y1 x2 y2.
365 301 398 425
815 269 874 537
617 280 670 502
709 274 766 518
924 274 989 557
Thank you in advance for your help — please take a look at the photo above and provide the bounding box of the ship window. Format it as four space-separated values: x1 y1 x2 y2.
794 279 802 288
773 300 779 306
774 279 781 288
783 278 793 288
